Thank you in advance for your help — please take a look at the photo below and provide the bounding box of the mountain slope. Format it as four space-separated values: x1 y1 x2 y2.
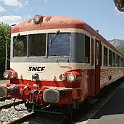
109 39 124 53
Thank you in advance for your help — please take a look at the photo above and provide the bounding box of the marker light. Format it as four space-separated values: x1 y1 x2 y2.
59 74 66 81
10 71 17 79
67 72 76 83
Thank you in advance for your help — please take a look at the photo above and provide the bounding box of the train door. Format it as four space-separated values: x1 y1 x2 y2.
95 39 100 94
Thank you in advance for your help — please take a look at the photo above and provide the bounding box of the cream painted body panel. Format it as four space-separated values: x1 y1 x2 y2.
10 62 93 81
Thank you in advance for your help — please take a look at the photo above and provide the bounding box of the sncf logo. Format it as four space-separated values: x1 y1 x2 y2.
28 66 45 72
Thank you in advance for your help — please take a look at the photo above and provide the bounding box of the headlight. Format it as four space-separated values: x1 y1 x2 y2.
10 72 17 79
67 72 76 83
3 70 17 79
3 70 10 79
59 74 66 81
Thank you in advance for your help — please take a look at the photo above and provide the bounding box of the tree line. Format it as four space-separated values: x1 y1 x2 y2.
0 23 11 79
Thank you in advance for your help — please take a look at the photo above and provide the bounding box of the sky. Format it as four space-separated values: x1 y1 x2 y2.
0 0 124 40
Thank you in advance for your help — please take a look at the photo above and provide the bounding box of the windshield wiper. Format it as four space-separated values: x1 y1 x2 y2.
13 33 20 45
49 30 60 45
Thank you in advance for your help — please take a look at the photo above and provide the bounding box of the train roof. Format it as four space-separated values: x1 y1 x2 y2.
11 15 124 57
11 16 84 33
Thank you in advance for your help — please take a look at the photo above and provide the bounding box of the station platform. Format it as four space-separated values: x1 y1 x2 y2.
86 81 124 124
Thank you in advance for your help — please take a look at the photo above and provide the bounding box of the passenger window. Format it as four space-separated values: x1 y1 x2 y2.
104 46 108 66
85 35 90 63
122 58 124 67
116 55 120 67
109 50 112 66
91 38 94 65
121 58 123 67
100 43 102 66
112 52 116 66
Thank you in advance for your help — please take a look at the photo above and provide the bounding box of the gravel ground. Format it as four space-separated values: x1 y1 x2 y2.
0 103 29 124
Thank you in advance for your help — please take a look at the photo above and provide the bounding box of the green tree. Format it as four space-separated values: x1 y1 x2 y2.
0 23 11 79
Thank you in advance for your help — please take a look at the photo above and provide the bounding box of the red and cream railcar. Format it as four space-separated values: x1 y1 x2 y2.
4 15 124 111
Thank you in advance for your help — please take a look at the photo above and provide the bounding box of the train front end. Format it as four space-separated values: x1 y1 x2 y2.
4 15 90 111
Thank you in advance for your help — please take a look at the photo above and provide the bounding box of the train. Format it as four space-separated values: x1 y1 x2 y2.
4 15 124 114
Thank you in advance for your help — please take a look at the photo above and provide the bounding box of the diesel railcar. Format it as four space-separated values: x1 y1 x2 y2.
4 15 124 113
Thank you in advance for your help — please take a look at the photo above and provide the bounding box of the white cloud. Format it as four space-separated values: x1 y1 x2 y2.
0 15 24 25
0 6 6 12
2 0 28 8
3 0 22 7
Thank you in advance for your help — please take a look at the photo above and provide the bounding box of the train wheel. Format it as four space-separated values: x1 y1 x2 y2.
25 103 33 112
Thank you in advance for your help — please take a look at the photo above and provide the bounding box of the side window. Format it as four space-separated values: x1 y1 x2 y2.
109 50 112 66
100 43 102 66
104 46 108 66
91 38 94 65
112 52 115 66
95 40 100 66
122 58 124 67
116 55 120 67
115 54 118 66
120 57 123 67
85 35 90 63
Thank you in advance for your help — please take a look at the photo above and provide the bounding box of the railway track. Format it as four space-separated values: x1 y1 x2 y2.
0 96 12 101
0 97 33 124
0 99 23 110
6 113 34 124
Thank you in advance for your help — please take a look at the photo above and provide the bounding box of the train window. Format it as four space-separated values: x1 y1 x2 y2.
91 38 94 65
115 54 118 66
103 47 108 66
121 58 124 67
100 43 102 66
122 58 124 67
29 34 46 56
120 57 123 67
116 55 120 67
109 50 112 66
13 35 27 57
112 52 116 66
85 35 90 63
48 33 71 56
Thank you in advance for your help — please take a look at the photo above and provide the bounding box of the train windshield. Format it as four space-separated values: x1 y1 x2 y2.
13 34 46 57
48 33 71 56
29 33 46 56
13 33 71 57
13 35 27 57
